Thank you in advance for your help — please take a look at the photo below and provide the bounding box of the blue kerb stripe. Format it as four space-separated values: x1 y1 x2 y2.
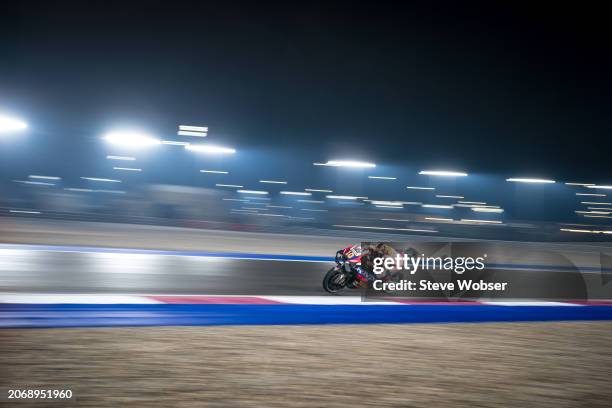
2 304 612 328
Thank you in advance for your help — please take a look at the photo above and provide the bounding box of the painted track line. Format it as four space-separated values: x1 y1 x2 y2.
0 243 331 262
2 304 612 328
3 294 608 306
2 294 611 328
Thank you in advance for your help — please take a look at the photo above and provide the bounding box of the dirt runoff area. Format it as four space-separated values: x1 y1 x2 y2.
1 322 612 407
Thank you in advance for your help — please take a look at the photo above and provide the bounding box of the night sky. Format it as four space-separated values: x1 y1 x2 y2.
1 1 611 182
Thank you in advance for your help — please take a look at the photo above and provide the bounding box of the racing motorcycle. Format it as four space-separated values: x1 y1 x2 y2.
322 246 404 294
322 248 365 293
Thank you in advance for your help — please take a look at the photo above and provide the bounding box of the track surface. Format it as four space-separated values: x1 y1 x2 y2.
1 244 610 296
2 244 612 328
0 246 329 295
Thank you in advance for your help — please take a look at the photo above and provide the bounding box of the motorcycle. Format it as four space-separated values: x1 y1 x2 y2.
322 251 404 294
322 251 364 293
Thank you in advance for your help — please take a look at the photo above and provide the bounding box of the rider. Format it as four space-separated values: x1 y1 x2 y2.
337 243 406 285
336 244 376 285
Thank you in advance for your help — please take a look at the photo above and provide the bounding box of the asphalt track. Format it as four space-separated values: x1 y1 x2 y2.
1 243 611 295
1 244 612 327
0 245 329 295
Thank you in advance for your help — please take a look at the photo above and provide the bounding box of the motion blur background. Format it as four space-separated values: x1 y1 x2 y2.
1 2 612 407
1 1 611 242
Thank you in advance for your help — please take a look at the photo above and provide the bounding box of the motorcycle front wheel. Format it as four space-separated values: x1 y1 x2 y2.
322 267 347 294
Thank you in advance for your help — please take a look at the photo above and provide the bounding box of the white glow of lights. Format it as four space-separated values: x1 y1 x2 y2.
576 193 606 197
472 207 504 213
368 176 396 180
200 170 228 174
458 201 487 205
217 184 243 188
436 195 464 199
560 228 612 234
305 188 333 193
9 210 40 214
237 190 268 195
425 217 454 222
326 195 360 200
244 197 271 200
576 210 611 215
107 155 135 161
29 175 61 180
588 207 612 211
280 191 312 196
583 215 612 219
460 219 503 224
375 205 403 209
581 201 612 205
0 115 27 132
419 170 468 177
506 178 555 184
103 131 160 147
114 167 142 172
421 204 454 209
258 213 286 217
297 200 324 203
179 125 208 132
370 201 404 206
267 205 292 209
13 180 55 186
301 208 328 212
162 140 190 146
565 182 595 186
314 160 376 168
381 218 411 222
185 144 235 154
406 186 435 190
243 207 267 211
80 177 121 183
455 204 500 208
587 185 612 190
259 180 288 184
333 225 437 233
177 131 208 137
64 188 93 192
223 198 249 202
95 189 126 194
